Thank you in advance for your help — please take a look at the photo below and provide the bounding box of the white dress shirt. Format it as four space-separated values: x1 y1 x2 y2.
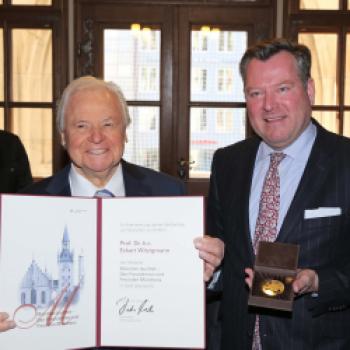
69 163 126 197
249 122 317 239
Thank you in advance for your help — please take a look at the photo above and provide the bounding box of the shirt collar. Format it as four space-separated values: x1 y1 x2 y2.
69 163 126 197
257 121 317 162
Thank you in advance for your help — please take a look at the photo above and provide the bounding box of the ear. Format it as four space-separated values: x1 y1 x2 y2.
60 132 66 148
306 78 315 105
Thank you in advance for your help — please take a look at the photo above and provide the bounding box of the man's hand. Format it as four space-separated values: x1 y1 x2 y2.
194 236 224 282
245 267 254 289
244 267 319 295
0 312 16 332
293 269 319 294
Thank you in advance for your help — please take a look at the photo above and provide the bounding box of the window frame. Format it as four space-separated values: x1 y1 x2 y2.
284 0 350 136
0 0 69 177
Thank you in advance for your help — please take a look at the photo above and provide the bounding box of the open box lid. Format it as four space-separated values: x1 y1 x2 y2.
255 241 299 270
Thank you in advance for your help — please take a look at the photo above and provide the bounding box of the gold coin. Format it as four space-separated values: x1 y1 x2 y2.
261 279 285 297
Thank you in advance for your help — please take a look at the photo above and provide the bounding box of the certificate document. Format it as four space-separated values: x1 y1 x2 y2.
0 195 204 350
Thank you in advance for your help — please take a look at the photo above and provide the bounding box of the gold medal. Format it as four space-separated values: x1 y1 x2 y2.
261 279 285 297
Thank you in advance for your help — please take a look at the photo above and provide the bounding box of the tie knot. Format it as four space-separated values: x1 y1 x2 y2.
270 152 285 167
94 189 114 198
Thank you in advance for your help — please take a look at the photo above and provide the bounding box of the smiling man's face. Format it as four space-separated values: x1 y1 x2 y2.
61 87 126 187
244 51 314 150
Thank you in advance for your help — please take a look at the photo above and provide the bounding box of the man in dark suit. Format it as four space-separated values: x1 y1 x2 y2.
0 130 32 193
207 38 350 349
0 76 224 341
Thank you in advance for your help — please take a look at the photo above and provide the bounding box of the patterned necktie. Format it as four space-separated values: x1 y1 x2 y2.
94 189 115 198
252 152 285 350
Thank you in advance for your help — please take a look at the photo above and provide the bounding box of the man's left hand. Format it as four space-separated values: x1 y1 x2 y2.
194 236 224 282
293 269 319 295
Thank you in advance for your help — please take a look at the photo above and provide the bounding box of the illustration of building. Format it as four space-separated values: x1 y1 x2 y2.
19 226 84 308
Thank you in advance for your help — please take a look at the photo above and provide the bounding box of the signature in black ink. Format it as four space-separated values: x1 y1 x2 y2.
116 297 155 316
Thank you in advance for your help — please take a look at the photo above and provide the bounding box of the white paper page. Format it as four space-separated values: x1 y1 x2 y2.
100 196 205 348
0 195 98 350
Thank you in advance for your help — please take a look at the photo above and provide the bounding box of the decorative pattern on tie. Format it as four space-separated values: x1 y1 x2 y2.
252 152 285 350
94 189 115 198
253 152 285 252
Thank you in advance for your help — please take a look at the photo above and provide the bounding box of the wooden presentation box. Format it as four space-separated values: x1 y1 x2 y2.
248 241 300 312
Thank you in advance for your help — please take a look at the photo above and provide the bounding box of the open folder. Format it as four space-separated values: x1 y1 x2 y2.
0 194 205 350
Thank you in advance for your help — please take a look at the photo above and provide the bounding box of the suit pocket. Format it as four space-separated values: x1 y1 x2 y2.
299 216 342 266
303 215 341 232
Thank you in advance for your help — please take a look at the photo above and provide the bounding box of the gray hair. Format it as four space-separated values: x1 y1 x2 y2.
239 38 312 87
56 76 131 133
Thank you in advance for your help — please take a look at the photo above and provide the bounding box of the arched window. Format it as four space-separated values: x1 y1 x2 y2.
30 289 37 304
41 291 46 304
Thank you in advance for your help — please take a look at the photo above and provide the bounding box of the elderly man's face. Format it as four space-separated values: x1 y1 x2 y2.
61 87 126 187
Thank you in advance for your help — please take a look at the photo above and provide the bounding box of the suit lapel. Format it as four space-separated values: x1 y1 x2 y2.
227 138 260 262
277 124 335 242
46 165 71 196
122 160 151 196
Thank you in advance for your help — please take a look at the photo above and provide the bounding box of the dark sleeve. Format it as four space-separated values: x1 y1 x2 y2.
207 150 224 241
206 150 225 292
13 135 33 192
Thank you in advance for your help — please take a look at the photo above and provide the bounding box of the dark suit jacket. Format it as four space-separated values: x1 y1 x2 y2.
0 130 32 193
207 121 350 350
22 159 185 197
21 159 185 350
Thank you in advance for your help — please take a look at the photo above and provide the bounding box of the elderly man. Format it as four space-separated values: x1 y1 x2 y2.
25 76 222 274
0 76 223 334
208 38 350 350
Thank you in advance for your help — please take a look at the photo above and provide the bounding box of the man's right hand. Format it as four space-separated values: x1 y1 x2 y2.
245 267 254 289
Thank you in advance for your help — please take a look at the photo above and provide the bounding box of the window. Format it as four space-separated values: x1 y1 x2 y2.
104 28 161 170
299 0 339 10
140 30 158 51
218 31 234 52
142 149 158 169
191 68 208 93
192 31 208 51
285 0 350 137
123 107 159 169
216 109 234 132
76 2 276 194
140 66 158 93
138 107 158 132
190 149 215 178
217 67 233 93
12 0 52 4
30 289 37 304
41 291 46 304
191 108 208 133
189 29 247 178
0 1 66 178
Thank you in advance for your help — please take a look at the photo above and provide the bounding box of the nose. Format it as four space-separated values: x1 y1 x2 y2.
263 90 274 112
88 127 104 143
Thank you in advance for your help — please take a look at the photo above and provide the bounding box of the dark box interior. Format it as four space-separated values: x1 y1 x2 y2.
248 241 300 311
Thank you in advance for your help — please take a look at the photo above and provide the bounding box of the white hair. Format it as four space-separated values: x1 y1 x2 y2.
56 76 131 133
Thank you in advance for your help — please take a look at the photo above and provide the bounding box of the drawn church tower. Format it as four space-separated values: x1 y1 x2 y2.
57 226 74 294
20 226 84 308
